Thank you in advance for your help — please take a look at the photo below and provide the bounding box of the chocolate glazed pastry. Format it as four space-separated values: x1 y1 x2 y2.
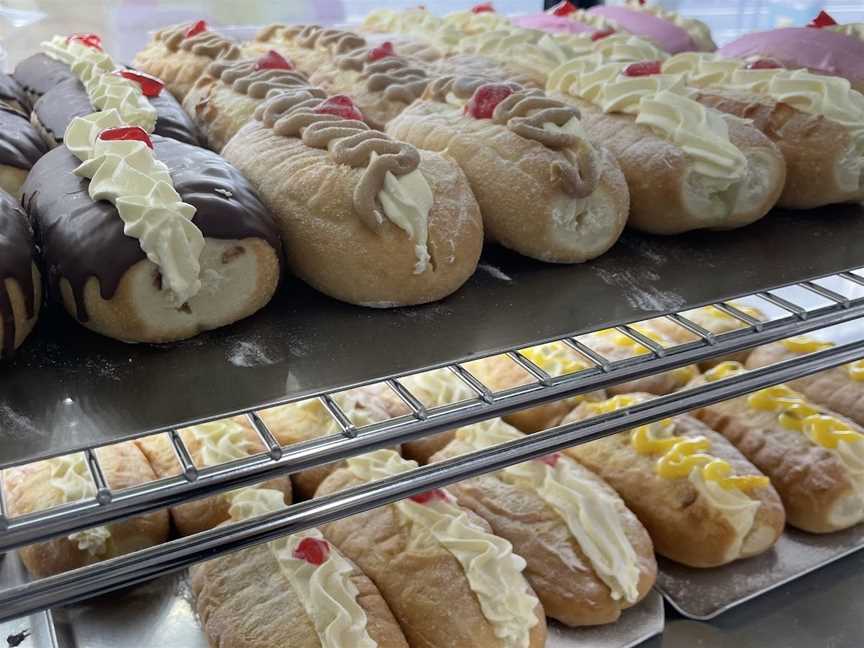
0 189 41 359
0 106 50 196
0 74 33 113
13 53 78 99
22 135 283 343
33 77 200 146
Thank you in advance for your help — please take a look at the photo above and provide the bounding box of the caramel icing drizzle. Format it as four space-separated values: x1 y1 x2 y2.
428 76 598 198
256 24 366 55
254 91 421 230
157 23 240 60
206 59 311 99
333 48 431 103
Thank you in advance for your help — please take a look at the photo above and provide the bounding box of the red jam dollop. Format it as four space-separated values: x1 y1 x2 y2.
98 126 153 149
623 60 663 77
368 41 395 62
314 95 366 121
113 69 164 97
549 1 577 17
254 50 294 71
591 28 616 41
537 452 561 467
66 33 103 51
745 58 783 70
185 20 208 38
292 537 330 565
808 10 837 28
409 488 449 504
471 2 495 14
465 83 515 119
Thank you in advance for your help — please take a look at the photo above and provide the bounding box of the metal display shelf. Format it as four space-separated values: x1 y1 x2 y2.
1 206 864 468
1 337 864 622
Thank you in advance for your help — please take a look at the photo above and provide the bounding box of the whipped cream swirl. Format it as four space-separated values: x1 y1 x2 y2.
65 110 204 305
46 453 112 556
186 418 255 466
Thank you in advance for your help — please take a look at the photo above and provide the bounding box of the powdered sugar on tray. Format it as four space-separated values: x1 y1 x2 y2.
478 263 513 282
227 340 280 367
593 267 686 312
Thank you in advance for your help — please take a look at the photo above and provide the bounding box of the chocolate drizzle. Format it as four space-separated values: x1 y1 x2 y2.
0 107 49 170
0 189 38 357
156 23 241 60
21 136 281 323
34 77 201 146
0 74 32 113
254 91 421 230
206 59 311 99
13 53 77 98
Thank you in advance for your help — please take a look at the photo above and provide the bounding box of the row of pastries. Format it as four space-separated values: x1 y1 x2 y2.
4 302 864 646
0 2 863 357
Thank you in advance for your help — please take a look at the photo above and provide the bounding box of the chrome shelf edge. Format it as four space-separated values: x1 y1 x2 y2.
2 339 863 622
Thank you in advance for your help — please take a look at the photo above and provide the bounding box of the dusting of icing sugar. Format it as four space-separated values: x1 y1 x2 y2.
228 340 280 367
478 263 513 282
594 267 686 312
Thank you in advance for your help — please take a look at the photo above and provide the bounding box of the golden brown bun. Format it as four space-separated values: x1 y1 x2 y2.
57 238 280 344
693 89 864 209
0 263 41 358
430 431 656 626
133 44 216 101
183 73 264 152
691 372 864 533
135 417 292 536
191 526 409 648
256 386 398 499
562 397 785 567
316 466 548 647
387 99 629 263
746 342 864 427
222 122 483 307
429 54 545 88
3 442 169 578
465 354 606 432
554 95 786 235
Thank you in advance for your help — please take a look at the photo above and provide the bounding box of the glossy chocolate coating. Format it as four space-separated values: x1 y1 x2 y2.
34 77 201 145
0 189 38 357
13 53 77 97
0 74 32 113
21 136 282 322
0 106 49 170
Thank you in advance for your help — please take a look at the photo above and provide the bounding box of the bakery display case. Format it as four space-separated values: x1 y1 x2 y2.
2 1 864 647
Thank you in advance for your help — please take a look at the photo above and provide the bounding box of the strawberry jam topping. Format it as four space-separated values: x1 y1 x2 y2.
113 69 164 97
185 20 208 38
808 10 837 28
465 83 514 119
745 58 783 70
292 537 330 566
66 33 103 51
471 2 495 14
254 50 294 71
549 1 577 17
409 488 449 504
591 28 616 41
537 453 562 467
313 95 365 121
622 60 663 77
98 126 153 149
368 41 395 62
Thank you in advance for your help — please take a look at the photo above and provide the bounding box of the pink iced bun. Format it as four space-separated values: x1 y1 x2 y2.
718 28 864 90
588 5 696 53
510 13 595 34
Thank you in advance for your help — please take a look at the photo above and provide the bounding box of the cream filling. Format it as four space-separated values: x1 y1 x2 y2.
186 419 254 466
228 489 376 648
47 454 111 557
346 450 538 648
400 367 477 407
65 109 204 306
459 419 641 603
688 468 758 559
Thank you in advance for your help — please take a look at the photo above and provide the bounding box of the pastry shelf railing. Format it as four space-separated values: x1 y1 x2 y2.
2 271 864 555
1 338 863 622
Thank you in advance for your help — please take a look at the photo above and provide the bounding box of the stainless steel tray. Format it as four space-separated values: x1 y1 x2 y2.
2 207 864 468
656 525 864 620
0 552 665 648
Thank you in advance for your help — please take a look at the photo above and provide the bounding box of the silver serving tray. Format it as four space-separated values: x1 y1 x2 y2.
656 524 864 620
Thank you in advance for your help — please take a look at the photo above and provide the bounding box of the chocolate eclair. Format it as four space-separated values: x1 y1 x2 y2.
0 189 41 359
0 106 50 196
22 111 282 343
0 74 33 114
33 76 200 147
13 52 78 100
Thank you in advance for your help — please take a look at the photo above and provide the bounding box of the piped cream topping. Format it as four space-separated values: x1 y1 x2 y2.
46 454 111 556
346 450 539 648
42 35 157 131
65 110 204 306
186 419 255 466
228 489 376 648
399 367 478 408
829 23 864 41
457 419 642 603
